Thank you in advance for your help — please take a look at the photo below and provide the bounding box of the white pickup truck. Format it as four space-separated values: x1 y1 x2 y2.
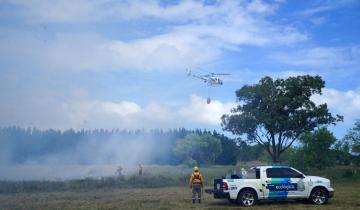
205 166 334 207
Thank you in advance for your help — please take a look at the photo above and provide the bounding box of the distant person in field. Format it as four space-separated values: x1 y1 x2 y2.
116 165 123 176
189 166 204 204
138 164 143 176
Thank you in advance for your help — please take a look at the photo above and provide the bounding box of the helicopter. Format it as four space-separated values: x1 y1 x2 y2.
186 69 230 86
187 69 230 104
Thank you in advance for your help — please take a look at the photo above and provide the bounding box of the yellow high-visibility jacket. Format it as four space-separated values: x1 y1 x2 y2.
189 171 204 187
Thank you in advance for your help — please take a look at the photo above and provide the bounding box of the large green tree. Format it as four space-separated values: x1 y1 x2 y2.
222 75 343 163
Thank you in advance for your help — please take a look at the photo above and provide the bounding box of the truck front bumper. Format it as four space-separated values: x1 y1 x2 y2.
327 187 335 198
205 189 229 199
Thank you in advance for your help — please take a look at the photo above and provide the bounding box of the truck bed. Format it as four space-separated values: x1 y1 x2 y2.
205 178 229 199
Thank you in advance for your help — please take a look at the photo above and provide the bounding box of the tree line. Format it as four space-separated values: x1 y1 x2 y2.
0 127 237 166
0 122 359 168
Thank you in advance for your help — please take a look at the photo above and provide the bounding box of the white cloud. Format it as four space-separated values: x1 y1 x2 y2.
0 31 117 72
105 31 219 71
4 0 107 23
276 70 318 78
309 16 327 26
1 0 307 72
178 95 236 125
64 100 144 129
297 5 335 16
6 0 277 24
0 30 219 71
294 0 357 26
102 101 140 116
296 0 356 17
271 46 360 67
312 87 360 122
0 94 235 130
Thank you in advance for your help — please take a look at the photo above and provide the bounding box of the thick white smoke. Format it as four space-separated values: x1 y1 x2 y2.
0 131 174 180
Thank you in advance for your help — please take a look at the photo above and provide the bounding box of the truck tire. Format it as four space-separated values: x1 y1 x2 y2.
310 187 328 205
237 189 258 207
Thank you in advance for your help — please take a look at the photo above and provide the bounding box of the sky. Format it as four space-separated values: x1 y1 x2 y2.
0 0 359 138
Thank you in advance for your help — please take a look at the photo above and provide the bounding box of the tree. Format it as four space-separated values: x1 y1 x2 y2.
343 120 360 165
237 141 265 162
173 133 222 165
222 75 343 163
213 131 238 165
333 140 351 166
291 128 336 170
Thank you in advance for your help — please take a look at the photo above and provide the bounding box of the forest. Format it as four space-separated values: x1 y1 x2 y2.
1 122 359 171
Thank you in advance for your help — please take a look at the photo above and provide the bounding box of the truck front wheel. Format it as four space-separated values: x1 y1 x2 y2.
310 187 328 205
237 189 258 207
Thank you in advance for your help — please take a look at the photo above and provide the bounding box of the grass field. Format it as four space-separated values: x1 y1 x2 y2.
0 165 359 210
0 182 359 210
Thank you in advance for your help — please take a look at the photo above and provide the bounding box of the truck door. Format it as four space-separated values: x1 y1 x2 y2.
263 167 307 199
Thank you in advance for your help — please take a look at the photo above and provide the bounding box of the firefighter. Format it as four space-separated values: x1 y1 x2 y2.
138 164 143 176
189 166 204 204
116 165 123 176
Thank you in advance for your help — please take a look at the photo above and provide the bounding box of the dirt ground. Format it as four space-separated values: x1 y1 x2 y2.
0 182 359 210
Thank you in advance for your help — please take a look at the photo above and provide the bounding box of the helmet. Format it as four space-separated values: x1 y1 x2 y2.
194 166 199 171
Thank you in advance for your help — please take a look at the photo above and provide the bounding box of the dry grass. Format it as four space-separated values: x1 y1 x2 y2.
0 182 359 210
